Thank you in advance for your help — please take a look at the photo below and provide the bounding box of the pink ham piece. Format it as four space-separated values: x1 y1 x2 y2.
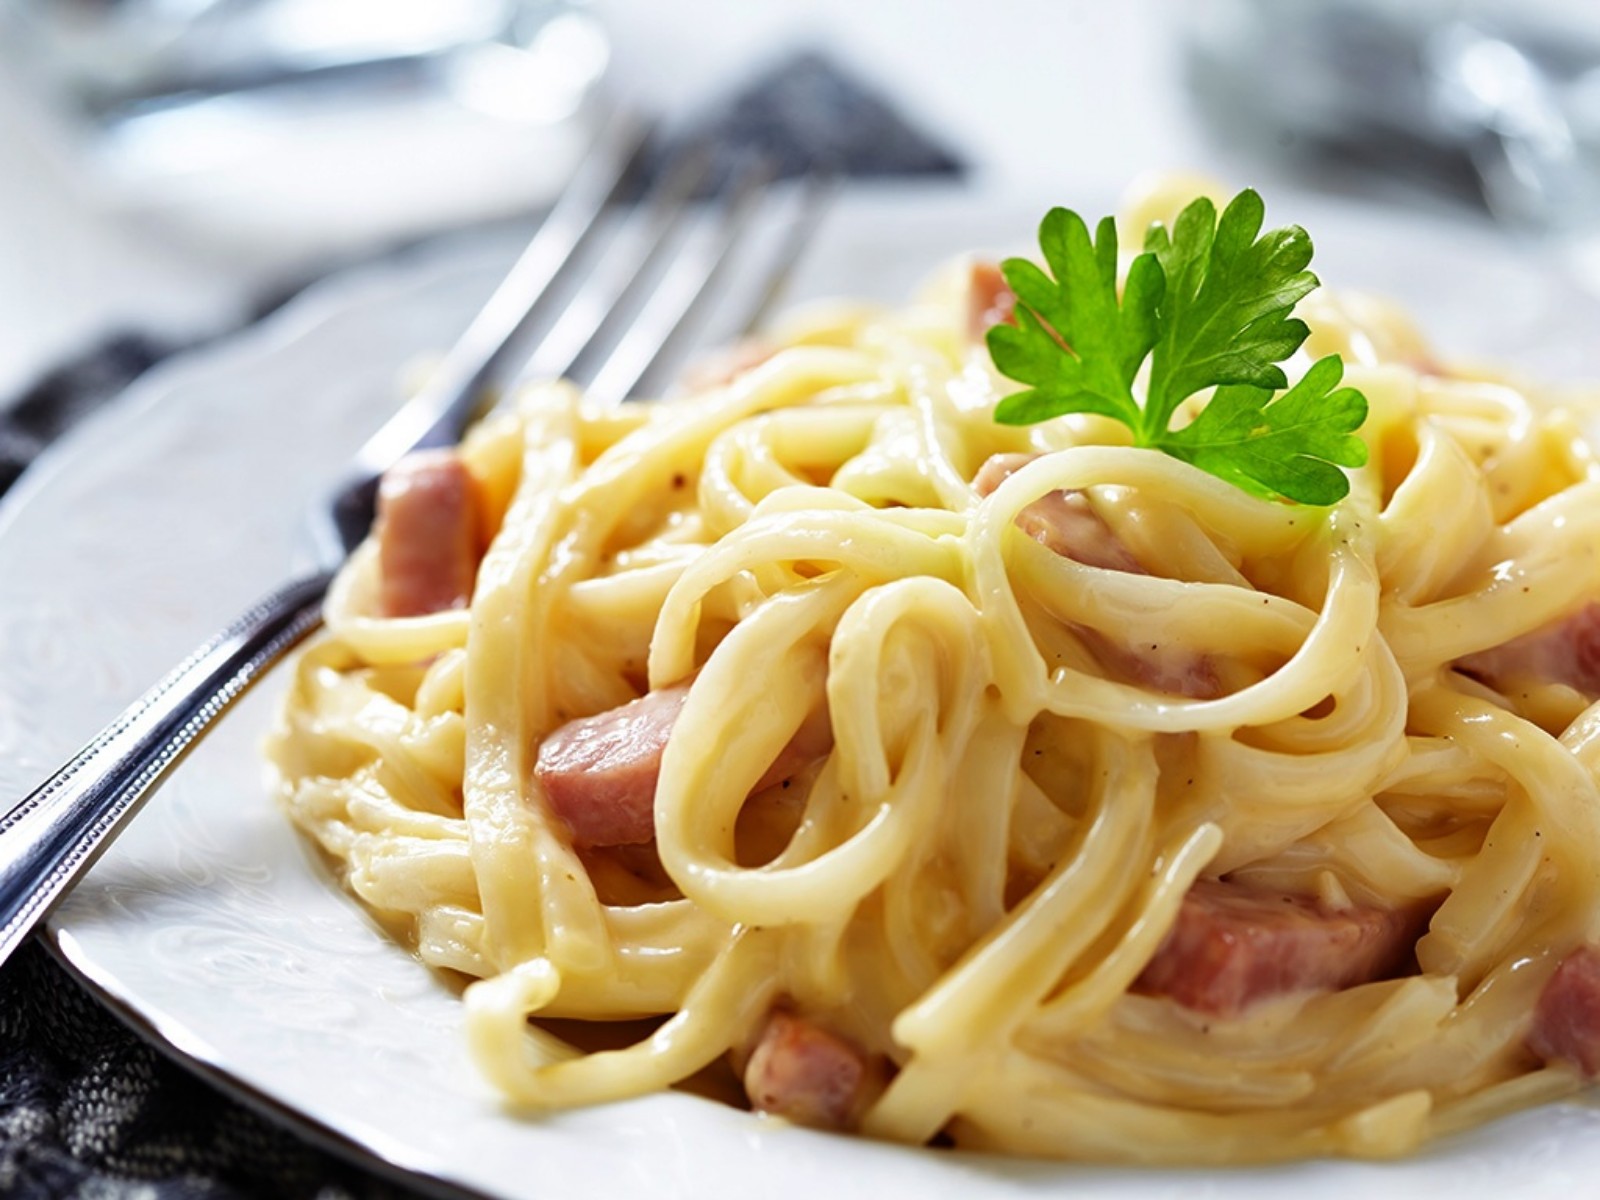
975 453 1219 696
1457 603 1600 697
1528 945 1600 1076
744 1011 870 1130
535 684 833 848
973 453 1145 573
1134 879 1417 1017
376 450 483 618
1085 634 1220 700
967 259 1017 340
537 686 689 848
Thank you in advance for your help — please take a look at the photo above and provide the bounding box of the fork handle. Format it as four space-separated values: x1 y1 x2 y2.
0 569 334 968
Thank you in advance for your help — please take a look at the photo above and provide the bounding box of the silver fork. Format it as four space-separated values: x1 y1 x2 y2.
0 111 830 969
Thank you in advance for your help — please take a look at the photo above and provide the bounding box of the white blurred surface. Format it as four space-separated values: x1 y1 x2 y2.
584 0 1200 192
0 0 1207 405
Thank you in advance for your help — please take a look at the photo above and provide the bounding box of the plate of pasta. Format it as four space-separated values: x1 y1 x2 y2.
8 179 1600 1199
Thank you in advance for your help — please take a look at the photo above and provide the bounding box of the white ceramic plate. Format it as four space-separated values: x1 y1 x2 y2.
6 184 1600 1200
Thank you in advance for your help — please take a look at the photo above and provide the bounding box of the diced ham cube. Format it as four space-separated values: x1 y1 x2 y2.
1134 879 1417 1017
1529 945 1600 1076
743 1011 870 1130
535 685 832 848
536 686 689 848
1457 603 1600 697
967 260 1016 340
973 453 1145 574
1085 634 1221 700
376 450 483 618
765 702 835 792
975 453 1218 695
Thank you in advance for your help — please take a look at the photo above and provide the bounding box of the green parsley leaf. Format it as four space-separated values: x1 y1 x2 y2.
1161 354 1369 505
990 209 1163 430
1142 190 1318 439
988 188 1368 505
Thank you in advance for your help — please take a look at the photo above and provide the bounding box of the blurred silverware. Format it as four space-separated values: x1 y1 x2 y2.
1185 0 1600 237
2 0 613 266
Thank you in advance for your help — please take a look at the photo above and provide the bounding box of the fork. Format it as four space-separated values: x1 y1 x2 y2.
0 110 830 970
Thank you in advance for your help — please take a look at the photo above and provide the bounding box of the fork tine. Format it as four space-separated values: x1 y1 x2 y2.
518 141 717 385
730 171 835 338
580 158 789 407
346 106 649 480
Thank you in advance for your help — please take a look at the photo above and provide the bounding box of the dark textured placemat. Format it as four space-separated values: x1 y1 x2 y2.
1 942 423 1200
0 51 962 1200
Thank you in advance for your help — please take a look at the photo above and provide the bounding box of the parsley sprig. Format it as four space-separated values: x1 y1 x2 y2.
988 189 1368 505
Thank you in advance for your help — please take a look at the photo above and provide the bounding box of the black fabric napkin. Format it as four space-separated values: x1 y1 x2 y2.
0 51 962 1200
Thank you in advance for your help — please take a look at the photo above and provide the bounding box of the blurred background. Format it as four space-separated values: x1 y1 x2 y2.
4 0 1599 415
